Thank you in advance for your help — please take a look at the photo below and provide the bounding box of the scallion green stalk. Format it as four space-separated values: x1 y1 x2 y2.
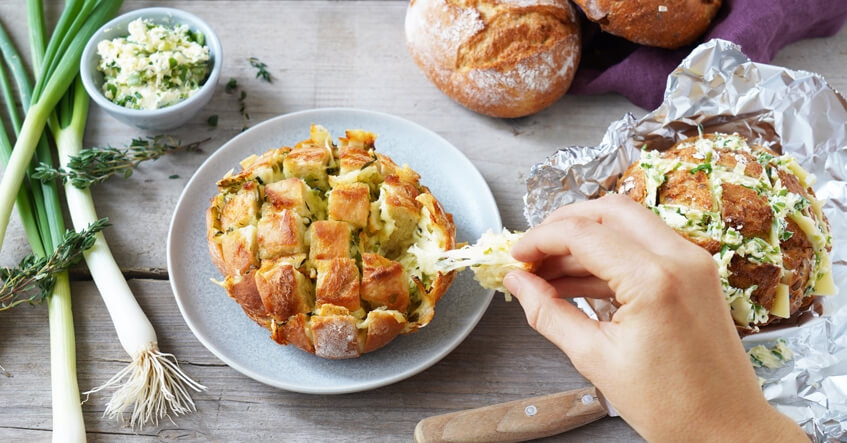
0 0 123 252
1 1 124 440
0 16 86 443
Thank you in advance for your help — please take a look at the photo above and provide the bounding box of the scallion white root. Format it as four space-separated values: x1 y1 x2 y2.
83 344 206 429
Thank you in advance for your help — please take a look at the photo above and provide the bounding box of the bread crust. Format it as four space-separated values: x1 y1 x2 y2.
207 126 457 359
573 0 722 49
405 0 581 118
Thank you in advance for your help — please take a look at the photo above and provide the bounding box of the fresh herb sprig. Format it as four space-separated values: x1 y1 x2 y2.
248 57 272 83
0 218 109 310
224 78 250 131
33 135 207 188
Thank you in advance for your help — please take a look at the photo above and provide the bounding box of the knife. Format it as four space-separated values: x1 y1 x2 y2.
414 386 618 443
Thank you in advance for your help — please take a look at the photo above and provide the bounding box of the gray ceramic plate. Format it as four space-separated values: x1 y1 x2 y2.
167 108 500 394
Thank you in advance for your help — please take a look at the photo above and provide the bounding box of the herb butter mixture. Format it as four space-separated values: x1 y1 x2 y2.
97 18 210 110
617 133 834 331
748 339 794 369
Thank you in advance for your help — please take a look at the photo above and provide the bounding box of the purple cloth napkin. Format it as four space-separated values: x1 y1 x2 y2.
568 0 847 110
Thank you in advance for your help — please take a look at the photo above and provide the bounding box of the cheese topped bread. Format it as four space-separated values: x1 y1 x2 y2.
616 133 834 333
206 125 457 359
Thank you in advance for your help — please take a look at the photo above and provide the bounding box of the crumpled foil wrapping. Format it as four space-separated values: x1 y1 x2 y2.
523 39 847 441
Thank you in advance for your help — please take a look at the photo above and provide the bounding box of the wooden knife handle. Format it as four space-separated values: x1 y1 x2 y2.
414 386 609 443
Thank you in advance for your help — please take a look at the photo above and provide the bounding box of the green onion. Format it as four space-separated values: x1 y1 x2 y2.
690 163 712 174
2 0 204 434
53 79 205 429
0 1 123 438
0 0 123 251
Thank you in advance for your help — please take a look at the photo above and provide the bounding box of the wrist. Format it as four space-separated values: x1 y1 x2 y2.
698 400 808 443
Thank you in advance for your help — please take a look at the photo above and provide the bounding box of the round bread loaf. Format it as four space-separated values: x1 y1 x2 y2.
573 0 722 49
206 125 457 359
404 0 581 118
616 133 834 334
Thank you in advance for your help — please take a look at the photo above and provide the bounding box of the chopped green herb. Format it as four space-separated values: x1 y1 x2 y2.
248 57 272 83
690 163 712 174
225 78 238 93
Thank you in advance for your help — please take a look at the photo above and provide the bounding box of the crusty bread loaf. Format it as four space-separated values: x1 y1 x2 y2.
573 0 722 49
404 0 581 118
616 133 834 334
206 125 457 359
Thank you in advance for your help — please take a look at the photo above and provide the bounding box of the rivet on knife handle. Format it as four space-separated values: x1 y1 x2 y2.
414 386 609 443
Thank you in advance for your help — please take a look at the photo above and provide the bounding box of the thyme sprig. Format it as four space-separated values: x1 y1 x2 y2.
248 57 272 83
33 135 207 188
0 218 109 310
224 78 250 131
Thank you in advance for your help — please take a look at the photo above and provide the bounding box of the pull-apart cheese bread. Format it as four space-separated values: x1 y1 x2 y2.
206 125 457 359
617 133 834 334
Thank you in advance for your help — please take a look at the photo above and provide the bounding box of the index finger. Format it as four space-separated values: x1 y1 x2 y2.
514 214 662 293
516 194 693 261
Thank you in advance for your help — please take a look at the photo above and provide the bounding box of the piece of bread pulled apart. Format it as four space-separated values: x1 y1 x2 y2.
616 133 835 334
409 228 536 299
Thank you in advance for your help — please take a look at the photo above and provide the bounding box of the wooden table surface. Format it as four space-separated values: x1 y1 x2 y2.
1 1 845 441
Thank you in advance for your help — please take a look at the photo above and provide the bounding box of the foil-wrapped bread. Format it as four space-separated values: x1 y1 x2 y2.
206 125 457 359
616 133 834 334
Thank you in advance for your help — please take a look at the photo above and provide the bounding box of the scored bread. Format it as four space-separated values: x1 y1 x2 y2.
404 0 581 118
616 133 834 334
573 0 722 49
206 125 457 359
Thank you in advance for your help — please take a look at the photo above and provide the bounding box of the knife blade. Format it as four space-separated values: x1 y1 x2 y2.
414 385 617 443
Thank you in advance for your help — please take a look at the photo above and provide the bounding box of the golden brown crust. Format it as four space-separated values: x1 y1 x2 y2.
309 220 352 261
207 126 457 359
328 182 371 228
659 169 712 211
361 253 410 313
315 258 362 312
405 0 581 118
727 255 781 312
222 272 267 326
254 259 312 322
363 310 406 353
780 218 815 312
720 183 772 239
573 0 722 49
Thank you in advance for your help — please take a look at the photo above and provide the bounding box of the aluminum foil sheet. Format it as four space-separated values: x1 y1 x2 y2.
523 39 847 441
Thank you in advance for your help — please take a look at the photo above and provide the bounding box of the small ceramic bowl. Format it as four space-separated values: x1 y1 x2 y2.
80 7 222 131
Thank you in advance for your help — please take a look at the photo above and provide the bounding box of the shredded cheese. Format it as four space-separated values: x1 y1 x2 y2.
407 228 532 297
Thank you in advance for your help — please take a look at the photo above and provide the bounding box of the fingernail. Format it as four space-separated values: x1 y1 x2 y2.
503 272 521 296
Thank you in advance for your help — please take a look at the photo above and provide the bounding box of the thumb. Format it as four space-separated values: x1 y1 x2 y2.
504 270 600 358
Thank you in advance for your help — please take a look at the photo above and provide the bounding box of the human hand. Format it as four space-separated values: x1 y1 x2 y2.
503 194 807 442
